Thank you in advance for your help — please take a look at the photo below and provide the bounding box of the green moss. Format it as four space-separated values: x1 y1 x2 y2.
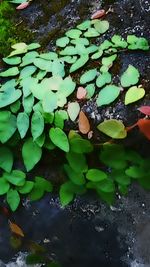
0 0 34 57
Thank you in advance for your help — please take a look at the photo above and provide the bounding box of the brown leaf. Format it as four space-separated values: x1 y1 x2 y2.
9 221 24 237
16 2 30 10
77 87 86 100
137 119 150 140
91 9 106 19
78 111 90 134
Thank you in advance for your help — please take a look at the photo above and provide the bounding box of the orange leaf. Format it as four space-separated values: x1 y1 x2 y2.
9 221 24 237
137 119 150 140
77 87 86 100
91 9 106 19
78 111 90 134
16 2 30 10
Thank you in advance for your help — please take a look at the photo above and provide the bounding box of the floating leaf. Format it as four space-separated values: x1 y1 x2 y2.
7 189 20 211
56 37 70 47
120 65 140 87
3 56 21 65
0 67 19 77
96 72 111 88
84 28 100 38
125 86 145 105
8 43 28 57
77 20 91 31
27 43 41 50
70 54 89 73
3 170 25 186
17 112 29 138
93 20 109 34
78 111 90 134
9 222 24 237
23 95 34 114
97 119 127 139
19 66 37 79
22 138 42 171
49 127 69 152
59 182 74 206
80 69 97 84
71 38 89 46
0 87 22 108
85 84 95 99
59 46 78 56
31 112 44 140
42 91 57 113
91 9 106 19
0 146 13 172
59 76 76 97
33 58 52 71
77 86 87 99
18 181 34 194
39 52 58 60
111 35 127 48
0 178 10 195
127 35 149 50
86 169 107 182
66 152 88 173
91 49 103 60
138 106 150 116
51 59 65 77
65 29 82 39
102 54 117 67
0 112 17 143
96 85 120 106
67 102 80 121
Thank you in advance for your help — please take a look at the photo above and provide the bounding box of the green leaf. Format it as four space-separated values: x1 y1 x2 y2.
10 100 21 114
0 146 13 172
59 76 76 97
56 37 70 47
102 54 117 66
96 72 111 88
3 56 21 65
67 102 80 121
77 20 91 31
124 86 145 105
93 20 109 34
86 169 107 182
35 176 53 192
17 112 29 138
33 58 52 71
70 54 89 73
80 69 97 84
127 35 149 50
100 144 127 170
23 95 34 114
64 164 86 185
97 179 115 193
20 51 39 67
66 152 88 173
8 43 28 57
0 87 22 108
111 35 127 48
125 166 146 179
54 110 68 129
39 52 58 60
30 176 53 201
49 127 69 152
31 112 44 140
65 29 82 39
91 49 103 60
97 119 127 139
18 181 34 194
0 178 10 195
22 138 42 171
0 67 19 77
27 43 41 50
96 85 120 106
69 137 93 153
120 65 140 87
0 112 17 143
85 84 95 99
35 133 45 147
7 189 20 211
84 28 100 38
51 59 65 77
112 170 131 186
42 91 57 113
59 181 74 206
3 170 26 186
59 46 78 56
71 38 89 46
19 66 37 79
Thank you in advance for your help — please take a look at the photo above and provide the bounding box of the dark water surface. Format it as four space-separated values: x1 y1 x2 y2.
0 0 150 266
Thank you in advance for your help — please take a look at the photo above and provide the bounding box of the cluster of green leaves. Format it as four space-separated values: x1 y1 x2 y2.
60 142 150 206
0 169 52 211
0 17 149 211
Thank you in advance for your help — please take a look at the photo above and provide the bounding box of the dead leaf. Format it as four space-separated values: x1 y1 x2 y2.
138 106 150 116
137 119 150 140
16 2 30 10
9 221 24 237
78 111 90 134
77 87 86 100
91 9 106 19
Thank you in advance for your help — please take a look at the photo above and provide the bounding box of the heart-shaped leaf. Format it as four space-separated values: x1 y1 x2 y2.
56 37 70 47
96 72 111 88
17 112 29 138
120 65 140 87
67 102 80 121
125 86 145 105
97 119 127 139
70 54 89 73
65 29 82 39
49 127 69 152
80 69 97 84
0 67 19 77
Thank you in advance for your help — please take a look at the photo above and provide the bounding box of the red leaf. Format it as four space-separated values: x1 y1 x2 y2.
91 9 106 19
138 106 150 116
77 87 86 100
137 119 150 140
16 2 30 10
9 221 24 237
78 111 90 134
